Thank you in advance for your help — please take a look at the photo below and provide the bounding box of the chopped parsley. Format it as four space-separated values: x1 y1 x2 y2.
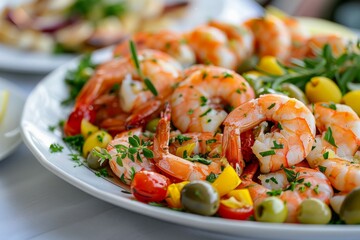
187 109 194 114
324 127 337 147
61 54 96 105
319 165 327 173
205 139 217 145
271 141 284 149
223 72 233 78
304 182 312 188
63 135 85 153
277 122 283 130
267 103 276 110
323 151 329 159
185 155 212 165
265 177 279 184
259 150 276 157
322 103 337 110
313 184 320 194
49 143 64 153
200 96 208 106
174 134 192 145
48 125 56 132
266 189 282 196
95 168 110 177
205 172 218 183
199 108 212 117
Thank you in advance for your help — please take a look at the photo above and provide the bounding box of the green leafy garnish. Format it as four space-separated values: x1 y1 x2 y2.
205 172 218 183
49 143 64 153
271 141 284 149
324 127 337 147
129 40 158 96
266 189 282 196
63 135 85 153
174 134 192 145
62 54 96 105
259 150 276 157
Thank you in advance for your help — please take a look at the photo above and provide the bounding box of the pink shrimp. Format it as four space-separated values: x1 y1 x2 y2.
223 94 316 174
306 103 360 191
64 49 182 136
248 167 333 223
153 106 222 181
245 15 291 61
113 30 195 67
107 128 156 185
170 65 254 134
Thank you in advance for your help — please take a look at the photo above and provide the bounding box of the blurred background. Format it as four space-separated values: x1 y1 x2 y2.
255 0 360 33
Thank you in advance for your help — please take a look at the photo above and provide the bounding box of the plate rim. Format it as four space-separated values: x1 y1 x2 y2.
20 47 360 239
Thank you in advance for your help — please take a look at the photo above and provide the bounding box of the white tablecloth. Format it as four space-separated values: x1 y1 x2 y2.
0 72 250 240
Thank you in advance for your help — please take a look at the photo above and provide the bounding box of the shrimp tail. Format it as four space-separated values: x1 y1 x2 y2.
154 103 171 158
222 125 245 176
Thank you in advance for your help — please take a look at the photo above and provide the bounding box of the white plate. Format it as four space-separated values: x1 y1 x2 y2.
0 0 262 73
0 77 26 161
21 47 360 240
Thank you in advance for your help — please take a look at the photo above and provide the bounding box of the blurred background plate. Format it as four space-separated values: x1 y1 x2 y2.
0 0 263 73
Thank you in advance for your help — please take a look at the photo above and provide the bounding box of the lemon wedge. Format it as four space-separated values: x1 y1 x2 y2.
0 90 10 124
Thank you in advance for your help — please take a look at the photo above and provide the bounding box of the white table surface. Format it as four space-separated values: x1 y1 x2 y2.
0 71 254 240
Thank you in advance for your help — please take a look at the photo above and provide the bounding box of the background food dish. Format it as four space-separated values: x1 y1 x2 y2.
21 48 360 239
0 77 26 161
0 0 263 73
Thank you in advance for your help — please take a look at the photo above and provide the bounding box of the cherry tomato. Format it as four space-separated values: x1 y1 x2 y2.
131 171 171 202
218 203 254 220
240 130 255 162
64 105 96 136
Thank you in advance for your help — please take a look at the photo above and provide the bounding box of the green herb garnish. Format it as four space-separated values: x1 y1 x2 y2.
49 143 64 153
324 127 337 147
259 150 276 157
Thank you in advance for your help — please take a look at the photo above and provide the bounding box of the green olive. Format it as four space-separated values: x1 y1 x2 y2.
340 187 360 224
181 180 219 216
297 198 332 224
146 118 160 132
281 83 309 105
255 197 288 223
237 55 259 73
87 147 108 170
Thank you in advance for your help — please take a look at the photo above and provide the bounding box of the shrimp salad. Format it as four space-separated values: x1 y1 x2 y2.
55 14 360 225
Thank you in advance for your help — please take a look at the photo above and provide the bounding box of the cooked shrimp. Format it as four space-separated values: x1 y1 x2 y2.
170 66 255 133
281 17 310 60
113 30 195 67
185 22 254 70
307 103 360 164
153 106 222 181
223 94 316 173
305 35 348 58
245 16 291 61
305 103 360 191
64 49 182 136
248 167 333 223
108 128 156 185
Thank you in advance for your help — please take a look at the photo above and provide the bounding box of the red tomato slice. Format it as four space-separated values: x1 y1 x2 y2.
131 171 170 203
64 105 96 136
218 203 254 220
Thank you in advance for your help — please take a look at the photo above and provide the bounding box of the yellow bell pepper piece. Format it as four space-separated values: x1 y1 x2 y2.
221 196 246 209
175 143 196 158
212 165 241 197
165 181 189 209
227 189 253 207
257 56 285 76
81 119 99 139
82 130 113 157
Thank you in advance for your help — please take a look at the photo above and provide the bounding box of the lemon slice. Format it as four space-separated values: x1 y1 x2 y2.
0 90 10 124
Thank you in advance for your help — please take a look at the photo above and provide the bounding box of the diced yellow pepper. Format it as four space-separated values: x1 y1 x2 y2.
227 189 253 207
243 70 264 78
176 143 196 158
81 119 99 139
165 181 190 209
221 196 246 209
212 165 241 197
82 130 113 157
257 56 285 76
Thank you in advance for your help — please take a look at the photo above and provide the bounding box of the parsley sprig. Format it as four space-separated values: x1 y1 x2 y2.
114 135 154 163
